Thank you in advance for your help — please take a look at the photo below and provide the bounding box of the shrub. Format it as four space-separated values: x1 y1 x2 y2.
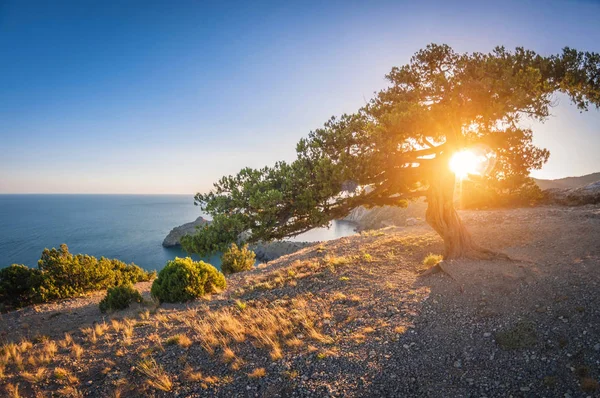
99 284 143 313
151 257 226 303
0 244 154 311
0 264 43 310
220 243 256 275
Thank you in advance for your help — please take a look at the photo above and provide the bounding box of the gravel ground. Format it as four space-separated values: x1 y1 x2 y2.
1 204 599 397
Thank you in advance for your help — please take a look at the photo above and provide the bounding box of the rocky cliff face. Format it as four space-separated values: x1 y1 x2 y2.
162 216 209 247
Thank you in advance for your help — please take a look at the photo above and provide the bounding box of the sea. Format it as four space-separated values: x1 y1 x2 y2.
0 195 357 271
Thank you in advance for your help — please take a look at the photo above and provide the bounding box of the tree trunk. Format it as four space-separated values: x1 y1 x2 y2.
424 156 507 260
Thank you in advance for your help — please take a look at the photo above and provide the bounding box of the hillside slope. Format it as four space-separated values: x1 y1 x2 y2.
1 205 600 397
534 172 600 190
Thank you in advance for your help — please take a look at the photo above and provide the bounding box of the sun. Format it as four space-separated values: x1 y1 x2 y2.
449 150 481 179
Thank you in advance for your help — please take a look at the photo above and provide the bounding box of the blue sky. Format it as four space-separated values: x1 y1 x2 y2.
1 0 599 193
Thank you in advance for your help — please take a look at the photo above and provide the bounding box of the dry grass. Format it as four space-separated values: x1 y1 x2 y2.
95 322 109 337
394 325 408 334
165 334 192 348
59 333 73 349
182 365 204 382
55 367 79 385
422 253 443 267
22 367 47 383
71 344 84 360
136 357 173 392
5 383 21 398
81 327 98 344
248 367 266 378
111 319 123 332
222 347 236 363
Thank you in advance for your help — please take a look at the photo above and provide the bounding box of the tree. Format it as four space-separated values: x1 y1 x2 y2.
182 44 600 259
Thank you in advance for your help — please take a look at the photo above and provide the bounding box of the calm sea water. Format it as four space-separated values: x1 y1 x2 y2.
0 195 357 271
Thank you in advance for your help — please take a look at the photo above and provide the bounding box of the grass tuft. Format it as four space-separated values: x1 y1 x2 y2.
136 357 173 392
248 367 266 379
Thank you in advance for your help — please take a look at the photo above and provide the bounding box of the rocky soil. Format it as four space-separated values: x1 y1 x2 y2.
1 204 600 397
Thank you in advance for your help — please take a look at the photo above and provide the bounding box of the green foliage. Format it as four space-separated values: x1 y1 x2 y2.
220 243 256 275
181 216 245 256
150 257 226 303
0 264 43 310
36 244 154 302
0 244 153 311
99 284 143 313
183 44 600 255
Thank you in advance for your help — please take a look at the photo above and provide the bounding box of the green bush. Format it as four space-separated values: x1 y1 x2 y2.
0 244 154 311
151 257 226 303
99 284 143 313
0 264 43 310
220 243 256 275
36 244 154 302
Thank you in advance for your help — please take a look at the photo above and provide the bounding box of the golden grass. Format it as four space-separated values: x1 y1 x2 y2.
18 340 33 353
422 253 443 267
5 383 21 398
22 367 47 383
222 347 236 363
111 319 123 332
94 322 109 337
182 365 204 382
394 325 408 334
71 344 84 360
165 334 192 348
248 367 266 378
59 333 73 349
81 327 98 345
136 358 173 392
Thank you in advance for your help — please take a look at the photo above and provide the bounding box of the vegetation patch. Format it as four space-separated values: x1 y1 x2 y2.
495 320 538 350
0 244 153 311
221 243 256 275
99 284 143 313
151 257 226 303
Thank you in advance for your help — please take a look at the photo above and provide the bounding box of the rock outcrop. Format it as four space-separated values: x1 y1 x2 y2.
543 181 600 206
162 216 210 247
163 218 314 262
343 200 427 231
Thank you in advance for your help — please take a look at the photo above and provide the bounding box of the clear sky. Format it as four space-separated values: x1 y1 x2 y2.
1 0 599 194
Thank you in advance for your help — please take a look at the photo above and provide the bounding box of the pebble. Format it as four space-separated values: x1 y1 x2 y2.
594 343 600 351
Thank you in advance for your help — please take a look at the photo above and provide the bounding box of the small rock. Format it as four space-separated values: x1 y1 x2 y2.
454 360 462 368
484 332 491 337
594 343 600 351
